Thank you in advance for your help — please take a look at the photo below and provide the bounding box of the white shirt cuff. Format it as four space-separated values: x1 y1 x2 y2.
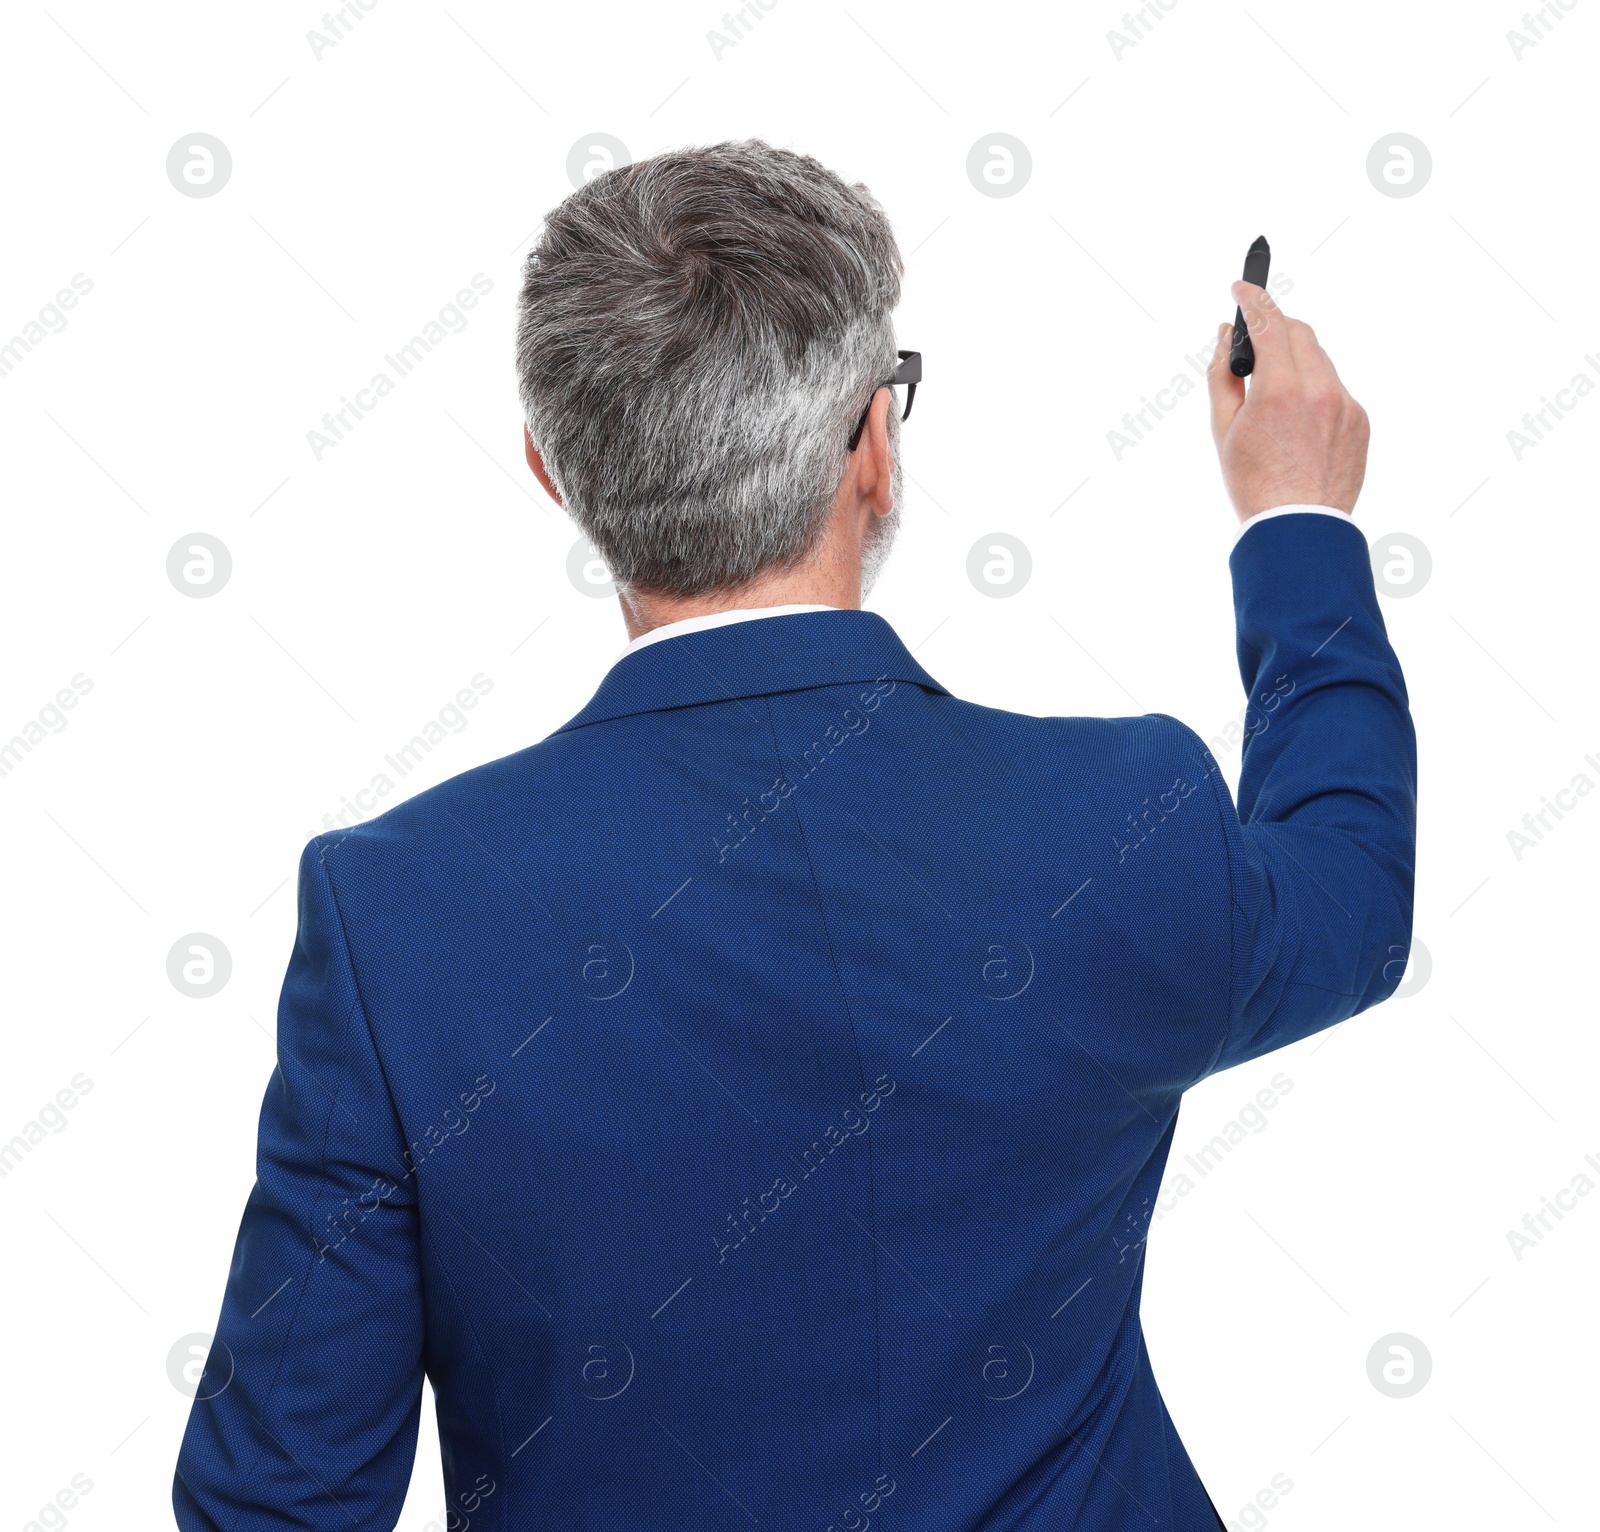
1235 504 1353 542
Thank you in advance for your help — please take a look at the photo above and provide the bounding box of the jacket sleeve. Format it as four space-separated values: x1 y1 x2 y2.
174 837 425 1529
1173 511 1417 1078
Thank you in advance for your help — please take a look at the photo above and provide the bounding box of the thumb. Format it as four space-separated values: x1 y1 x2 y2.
1207 320 1244 443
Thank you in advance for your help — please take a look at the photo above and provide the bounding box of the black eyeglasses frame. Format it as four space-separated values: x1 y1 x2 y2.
846 349 921 452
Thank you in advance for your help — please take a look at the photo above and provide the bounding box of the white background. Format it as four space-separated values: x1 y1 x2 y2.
2 2 1596 1527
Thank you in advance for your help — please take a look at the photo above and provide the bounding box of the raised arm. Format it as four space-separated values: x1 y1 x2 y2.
1191 281 1417 1073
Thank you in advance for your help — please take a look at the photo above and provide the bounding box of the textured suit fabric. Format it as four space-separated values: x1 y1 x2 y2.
174 512 1415 1530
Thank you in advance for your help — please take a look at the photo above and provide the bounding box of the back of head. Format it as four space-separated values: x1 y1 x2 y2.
516 140 903 598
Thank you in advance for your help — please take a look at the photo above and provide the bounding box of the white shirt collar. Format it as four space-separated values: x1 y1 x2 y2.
623 604 841 658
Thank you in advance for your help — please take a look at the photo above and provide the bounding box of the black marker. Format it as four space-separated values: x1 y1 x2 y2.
1229 235 1271 378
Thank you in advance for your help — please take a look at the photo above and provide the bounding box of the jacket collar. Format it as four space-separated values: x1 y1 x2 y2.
555 609 948 733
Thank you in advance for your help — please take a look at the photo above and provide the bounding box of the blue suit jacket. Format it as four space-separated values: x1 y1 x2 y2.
175 512 1415 1530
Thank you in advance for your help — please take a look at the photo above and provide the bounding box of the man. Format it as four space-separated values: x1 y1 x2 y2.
175 141 1414 1530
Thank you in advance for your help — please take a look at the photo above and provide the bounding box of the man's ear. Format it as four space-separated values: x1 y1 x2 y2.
524 427 563 507
862 388 896 516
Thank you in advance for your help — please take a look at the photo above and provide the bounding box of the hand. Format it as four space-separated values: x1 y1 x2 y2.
1207 281 1369 523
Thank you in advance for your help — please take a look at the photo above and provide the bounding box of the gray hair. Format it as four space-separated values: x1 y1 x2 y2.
516 140 903 597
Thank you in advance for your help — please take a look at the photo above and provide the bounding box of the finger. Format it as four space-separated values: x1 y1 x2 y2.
1232 280 1292 375
1286 318 1346 395
1286 317 1324 367
1207 321 1244 440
